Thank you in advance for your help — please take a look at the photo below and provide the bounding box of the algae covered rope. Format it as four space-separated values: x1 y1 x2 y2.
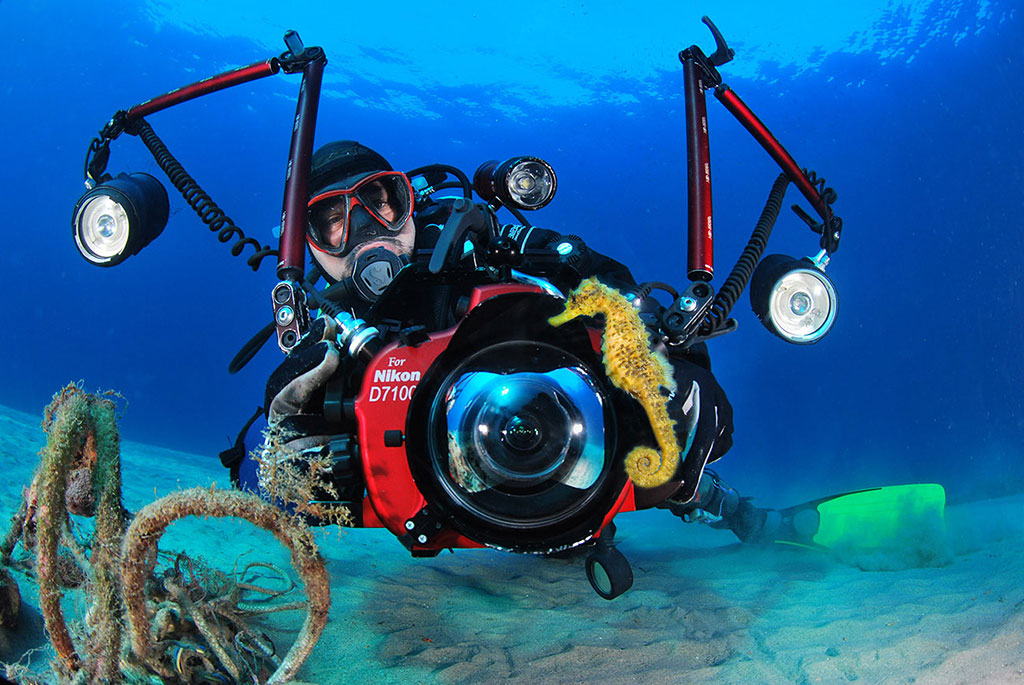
83 391 127 683
34 388 91 674
33 384 128 681
121 487 331 684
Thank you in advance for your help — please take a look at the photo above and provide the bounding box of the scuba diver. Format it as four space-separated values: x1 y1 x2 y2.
219 139 776 545
70 24 945 601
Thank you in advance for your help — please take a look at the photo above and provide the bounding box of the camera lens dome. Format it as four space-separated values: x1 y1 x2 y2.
426 341 612 533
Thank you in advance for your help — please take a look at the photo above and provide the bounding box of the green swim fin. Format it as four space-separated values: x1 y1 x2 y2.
770 483 946 551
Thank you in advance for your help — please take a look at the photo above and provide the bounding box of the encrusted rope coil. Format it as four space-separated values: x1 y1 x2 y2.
121 487 330 684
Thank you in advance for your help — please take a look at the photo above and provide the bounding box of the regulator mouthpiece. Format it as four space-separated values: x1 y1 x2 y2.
473 156 557 210
72 172 169 267
750 254 838 344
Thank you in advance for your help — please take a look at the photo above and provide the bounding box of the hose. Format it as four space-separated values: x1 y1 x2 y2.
406 163 472 199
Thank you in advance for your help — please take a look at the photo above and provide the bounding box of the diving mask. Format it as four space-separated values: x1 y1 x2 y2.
307 170 414 256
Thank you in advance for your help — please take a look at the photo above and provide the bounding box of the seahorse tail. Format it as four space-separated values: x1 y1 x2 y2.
625 445 678 489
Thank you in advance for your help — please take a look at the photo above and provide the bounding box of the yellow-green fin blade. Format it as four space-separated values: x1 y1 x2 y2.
811 483 946 549
772 483 946 551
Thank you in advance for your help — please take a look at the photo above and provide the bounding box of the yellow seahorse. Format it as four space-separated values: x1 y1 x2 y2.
548 277 680 488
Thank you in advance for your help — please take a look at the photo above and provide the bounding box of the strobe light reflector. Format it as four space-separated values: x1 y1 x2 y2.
473 156 557 210
750 254 838 344
72 172 169 267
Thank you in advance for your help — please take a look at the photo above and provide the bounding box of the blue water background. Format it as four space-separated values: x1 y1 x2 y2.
0 0 1020 507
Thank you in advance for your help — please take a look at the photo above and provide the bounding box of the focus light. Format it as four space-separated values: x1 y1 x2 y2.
473 156 557 210
72 172 169 267
750 254 838 344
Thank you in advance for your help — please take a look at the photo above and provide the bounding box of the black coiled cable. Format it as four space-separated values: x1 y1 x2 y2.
633 281 679 302
804 169 837 208
132 118 279 271
698 173 790 336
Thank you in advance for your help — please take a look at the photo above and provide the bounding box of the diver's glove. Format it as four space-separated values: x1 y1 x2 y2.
265 315 342 431
258 315 363 523
262 314 345 485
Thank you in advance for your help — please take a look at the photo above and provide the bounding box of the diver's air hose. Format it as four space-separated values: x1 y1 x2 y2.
699 173 790 336
406 163 473 199
132 119 279 272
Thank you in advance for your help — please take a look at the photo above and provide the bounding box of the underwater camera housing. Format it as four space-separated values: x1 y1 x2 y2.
304 172 674 561
346 281 644 556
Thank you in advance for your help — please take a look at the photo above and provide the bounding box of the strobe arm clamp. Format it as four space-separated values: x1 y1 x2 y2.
83 111 132 187
792 177 843 253
678 15 735 88
277 30 326 74
660 281 716 346
271 281 311 353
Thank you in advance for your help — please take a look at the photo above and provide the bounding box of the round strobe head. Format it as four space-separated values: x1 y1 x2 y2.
750 254 838 344
72 172 169 267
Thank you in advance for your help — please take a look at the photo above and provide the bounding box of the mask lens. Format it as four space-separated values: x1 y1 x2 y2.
307 172 413 255
308 195 350 252
354 173 412 229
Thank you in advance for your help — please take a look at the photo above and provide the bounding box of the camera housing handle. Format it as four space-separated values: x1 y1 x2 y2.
428 199 499 274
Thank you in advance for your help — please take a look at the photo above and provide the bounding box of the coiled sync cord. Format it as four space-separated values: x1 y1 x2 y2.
132 118 279 271
698 173 790 336
806 169 838 211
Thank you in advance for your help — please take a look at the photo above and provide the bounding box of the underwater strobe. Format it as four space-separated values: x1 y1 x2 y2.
72 172 169 267
673 15 844 348
749 251 838 344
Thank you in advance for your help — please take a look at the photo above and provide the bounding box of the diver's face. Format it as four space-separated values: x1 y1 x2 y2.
311 212 416 283
316 180 399 249
307 172 416 284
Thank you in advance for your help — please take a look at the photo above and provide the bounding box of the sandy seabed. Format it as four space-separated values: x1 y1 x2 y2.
0 402 1022 684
